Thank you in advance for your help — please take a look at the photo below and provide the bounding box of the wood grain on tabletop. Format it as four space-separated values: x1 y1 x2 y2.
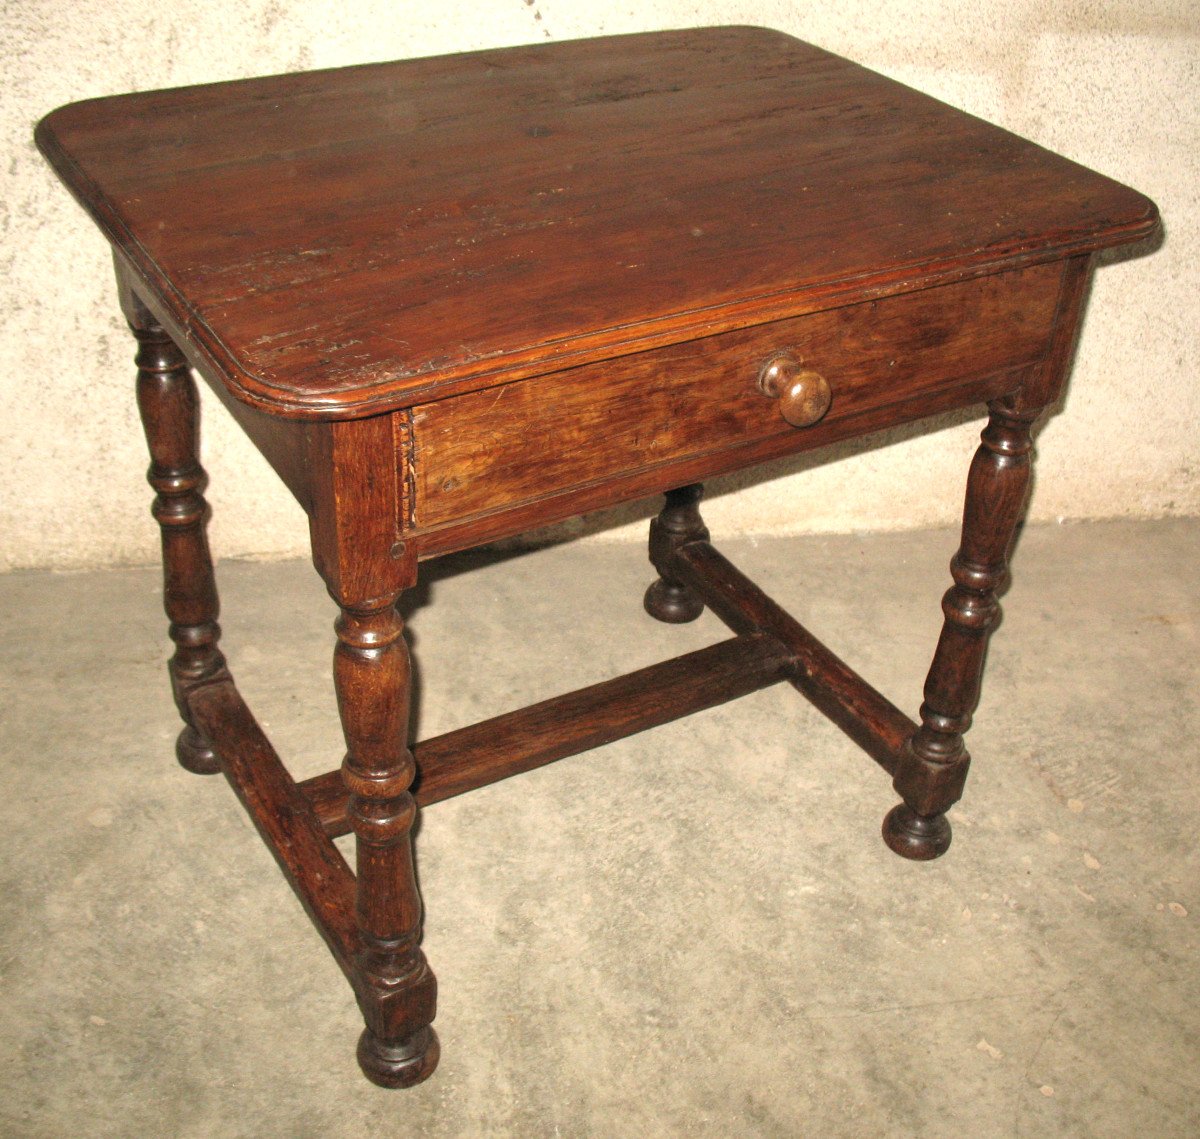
36 27 1158 417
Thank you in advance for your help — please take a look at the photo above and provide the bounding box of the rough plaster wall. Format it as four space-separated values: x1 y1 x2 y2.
2 1 1196 570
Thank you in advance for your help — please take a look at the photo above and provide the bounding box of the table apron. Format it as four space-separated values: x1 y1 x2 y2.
403 261 1066 557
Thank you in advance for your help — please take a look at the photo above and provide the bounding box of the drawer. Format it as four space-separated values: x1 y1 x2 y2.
407 261 1065 531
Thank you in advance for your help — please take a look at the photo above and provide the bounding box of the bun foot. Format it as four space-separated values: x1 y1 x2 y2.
882 803 952 861
644 578 704 623
175 724 221 774
357 1026 440 1089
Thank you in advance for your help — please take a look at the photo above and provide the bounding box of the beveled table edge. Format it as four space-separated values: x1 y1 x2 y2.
35 29 1160 423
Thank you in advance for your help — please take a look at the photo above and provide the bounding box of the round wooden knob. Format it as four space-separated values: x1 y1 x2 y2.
757 352 832 427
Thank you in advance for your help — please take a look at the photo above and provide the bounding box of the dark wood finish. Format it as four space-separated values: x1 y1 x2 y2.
757 353 832 428
121 271 226 775
644 485 710 623
883 255 1096 859
37 27 1158 1089
406 366 1032 561
307 417 437 1088
35 29 1156 420
187 679 359 973
300 631 796 836
671 541 916 774
410 264 1063 533
334 597 438 1088
882 396 1040 858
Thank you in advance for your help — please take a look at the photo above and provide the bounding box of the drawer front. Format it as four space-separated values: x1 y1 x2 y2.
409 262 1064 530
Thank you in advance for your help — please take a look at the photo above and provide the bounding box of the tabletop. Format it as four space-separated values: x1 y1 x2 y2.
36 26 1158 419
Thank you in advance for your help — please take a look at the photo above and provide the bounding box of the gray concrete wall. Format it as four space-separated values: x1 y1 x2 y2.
3 1 1196 570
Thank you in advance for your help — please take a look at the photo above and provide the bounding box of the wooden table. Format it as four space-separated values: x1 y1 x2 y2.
37 27 1158 1087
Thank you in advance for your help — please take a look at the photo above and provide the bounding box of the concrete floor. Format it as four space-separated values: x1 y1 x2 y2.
1 519 1197 1137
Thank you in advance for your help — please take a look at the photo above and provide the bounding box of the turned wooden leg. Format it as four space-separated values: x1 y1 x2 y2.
644 484 710 623
883 395 1044 860
123 281 225 775
334 595 438 1088
307 414 438 1088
